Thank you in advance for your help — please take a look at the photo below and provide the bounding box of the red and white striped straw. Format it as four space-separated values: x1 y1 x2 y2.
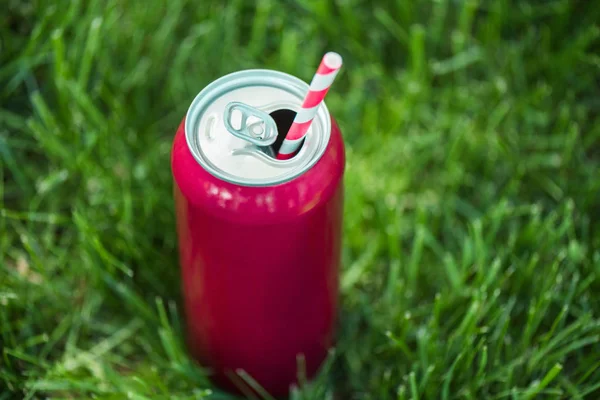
276 52 343 160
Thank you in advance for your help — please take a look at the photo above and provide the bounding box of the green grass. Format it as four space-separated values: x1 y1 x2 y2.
2 0 600 398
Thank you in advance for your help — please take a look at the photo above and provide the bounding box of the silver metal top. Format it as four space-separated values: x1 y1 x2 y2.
184 69 331 186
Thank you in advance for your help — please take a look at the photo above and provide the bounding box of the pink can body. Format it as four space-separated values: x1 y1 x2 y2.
171 116 345 396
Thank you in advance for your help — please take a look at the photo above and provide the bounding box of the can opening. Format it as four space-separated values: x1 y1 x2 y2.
269 109 303 157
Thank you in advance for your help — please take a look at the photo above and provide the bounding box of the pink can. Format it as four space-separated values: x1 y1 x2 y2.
171 69 345 396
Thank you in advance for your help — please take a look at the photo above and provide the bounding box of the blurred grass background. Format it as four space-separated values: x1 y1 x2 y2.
1 0 600 398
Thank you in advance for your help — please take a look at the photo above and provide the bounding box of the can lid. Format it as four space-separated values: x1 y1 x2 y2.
185 69 331 187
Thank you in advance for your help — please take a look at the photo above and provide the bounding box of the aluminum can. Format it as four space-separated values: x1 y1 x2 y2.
171 69 345 396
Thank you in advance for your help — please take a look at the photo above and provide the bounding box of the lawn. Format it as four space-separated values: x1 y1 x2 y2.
2 0 600 398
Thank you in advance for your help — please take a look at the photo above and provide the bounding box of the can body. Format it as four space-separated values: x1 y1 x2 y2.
171 114 344 395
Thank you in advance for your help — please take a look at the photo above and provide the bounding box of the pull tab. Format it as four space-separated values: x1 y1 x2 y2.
224 102 278 147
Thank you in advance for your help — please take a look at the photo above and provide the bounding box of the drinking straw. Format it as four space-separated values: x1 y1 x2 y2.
276 52 343 160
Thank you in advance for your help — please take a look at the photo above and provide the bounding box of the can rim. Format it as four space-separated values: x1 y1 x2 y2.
184 69 332 187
